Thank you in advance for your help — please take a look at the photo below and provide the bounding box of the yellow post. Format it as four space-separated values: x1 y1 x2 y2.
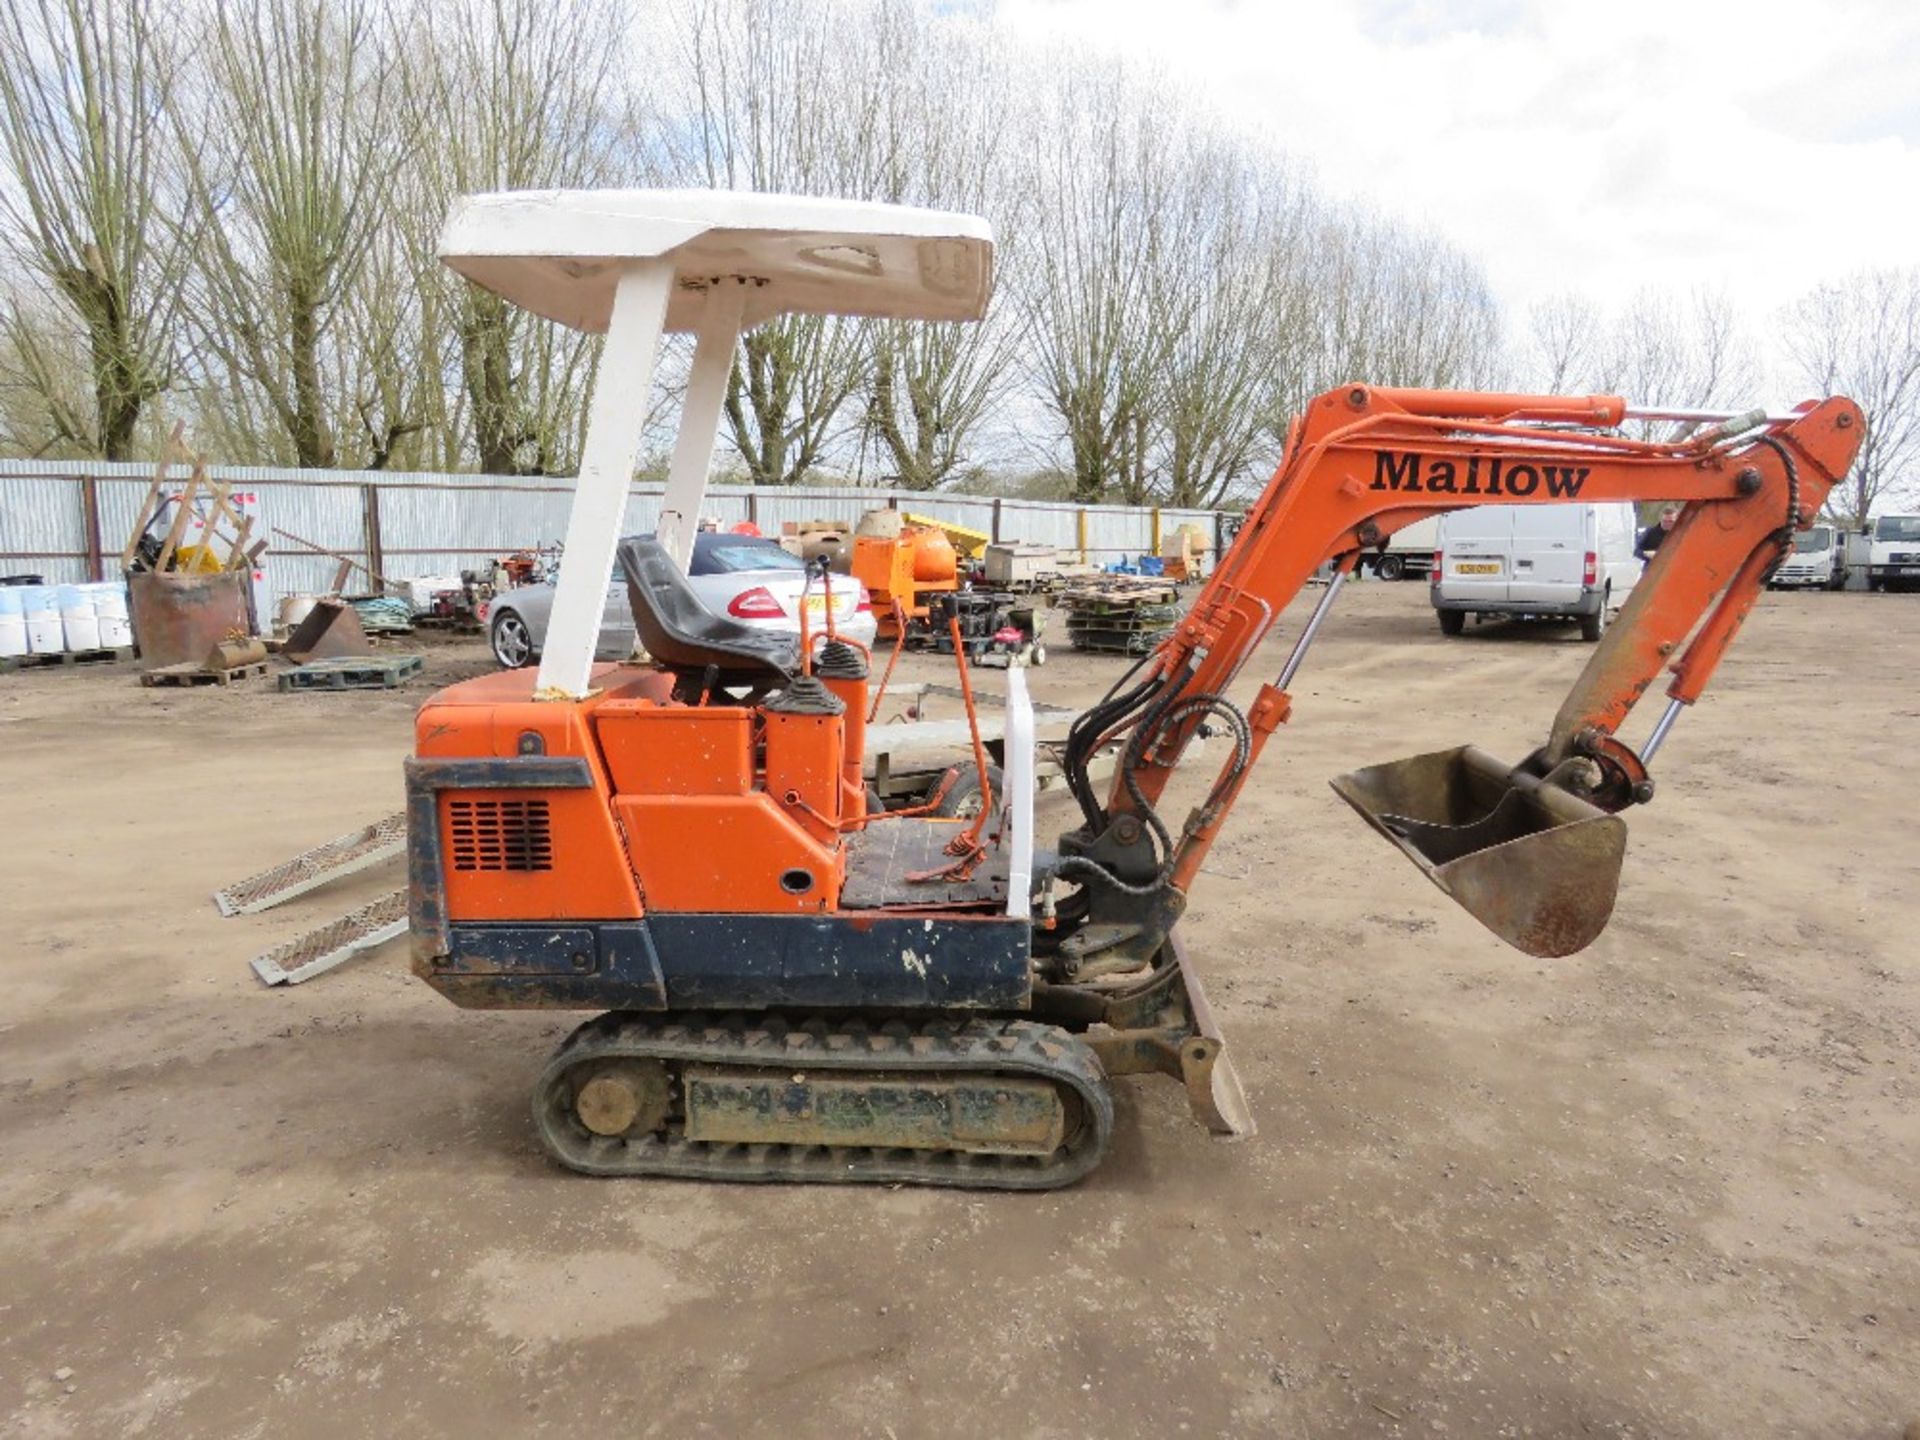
1151 506 1162 558
1077 507 1088 565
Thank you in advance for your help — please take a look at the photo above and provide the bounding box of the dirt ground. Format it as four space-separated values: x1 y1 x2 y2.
1 582 1915 1439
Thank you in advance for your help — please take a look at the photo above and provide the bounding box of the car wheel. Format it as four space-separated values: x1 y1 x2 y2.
1437 609 1466 636
1377 554 1406 581
1579 589 1609 642
1869 577 1885 592
491 609 535 668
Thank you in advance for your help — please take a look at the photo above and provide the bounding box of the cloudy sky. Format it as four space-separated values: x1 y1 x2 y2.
991 0 1920 326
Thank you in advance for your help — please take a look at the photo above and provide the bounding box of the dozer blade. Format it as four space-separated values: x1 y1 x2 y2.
1077 935 1257 1140
1171 935 1256 1139
1330 744 1625 959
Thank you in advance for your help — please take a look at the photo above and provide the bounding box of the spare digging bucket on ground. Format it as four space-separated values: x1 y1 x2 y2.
1330 745 1626 959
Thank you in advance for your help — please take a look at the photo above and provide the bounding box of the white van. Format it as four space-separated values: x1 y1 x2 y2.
1431 502 1641 642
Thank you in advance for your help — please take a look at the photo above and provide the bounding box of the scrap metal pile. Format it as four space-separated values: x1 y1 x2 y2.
123 426 271 685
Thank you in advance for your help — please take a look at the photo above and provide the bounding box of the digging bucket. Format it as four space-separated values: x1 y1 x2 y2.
1329 745 1625 959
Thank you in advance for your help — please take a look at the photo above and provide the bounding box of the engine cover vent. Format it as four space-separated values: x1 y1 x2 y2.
449 798 553 872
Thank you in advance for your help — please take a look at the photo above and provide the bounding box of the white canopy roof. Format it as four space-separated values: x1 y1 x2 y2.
438 188 995 332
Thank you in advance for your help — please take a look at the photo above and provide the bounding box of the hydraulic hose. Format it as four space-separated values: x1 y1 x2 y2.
1054 690 1250 899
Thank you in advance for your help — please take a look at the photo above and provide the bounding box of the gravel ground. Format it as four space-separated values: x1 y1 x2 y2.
0 582 1914 1438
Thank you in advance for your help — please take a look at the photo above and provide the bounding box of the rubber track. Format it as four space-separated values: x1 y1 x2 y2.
532 1011 1114 1191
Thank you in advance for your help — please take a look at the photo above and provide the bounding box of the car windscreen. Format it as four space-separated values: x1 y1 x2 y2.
691 540 806 576
1874 516 1920 542
1792 529 1833 553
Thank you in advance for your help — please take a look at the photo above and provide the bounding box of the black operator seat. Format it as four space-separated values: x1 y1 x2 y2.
617 536 798 686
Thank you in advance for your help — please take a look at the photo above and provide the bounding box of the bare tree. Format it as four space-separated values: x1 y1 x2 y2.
0 291 101 457
1783 269 1920 525
1593 290 1754 423
1519 288 1759 464
864 319 1018 490
334 221 436 469
0 0 1627 494
1514 288 1762 519
1153 141 1309 507
857 0 1019 489
714 316 862 486
1527 294 1603 394
172 0 400 468
1308 213 1503 394
0 298 77 457
1015 55 1183 503
396 0 636 475
0 0 193 459
660 0 884 485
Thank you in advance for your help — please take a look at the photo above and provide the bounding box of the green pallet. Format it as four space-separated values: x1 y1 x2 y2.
278 654 425 691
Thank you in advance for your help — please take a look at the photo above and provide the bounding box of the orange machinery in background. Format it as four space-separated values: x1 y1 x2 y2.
850 524 959 640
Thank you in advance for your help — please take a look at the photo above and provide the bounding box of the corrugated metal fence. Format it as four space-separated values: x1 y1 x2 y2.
0 460 1226 607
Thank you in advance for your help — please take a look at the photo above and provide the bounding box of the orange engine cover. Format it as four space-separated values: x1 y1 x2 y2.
614 793 842 912
595 692 847 913
416 667 852 922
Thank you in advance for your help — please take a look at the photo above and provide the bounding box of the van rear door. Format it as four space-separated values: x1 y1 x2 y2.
1438 506 1513 603
1507 504 1587 605
1597 503 1641 597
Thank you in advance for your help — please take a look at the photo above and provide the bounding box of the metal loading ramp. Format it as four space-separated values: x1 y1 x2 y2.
249 888 409 986
213 812 407 916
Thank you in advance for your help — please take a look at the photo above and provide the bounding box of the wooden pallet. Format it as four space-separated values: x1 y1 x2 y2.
1058 577 1181 607
1060 583 1182 654
999 573 1094 599
277 654 424 691
1 645 136 672
1066 625 1175 656
140 659 269 687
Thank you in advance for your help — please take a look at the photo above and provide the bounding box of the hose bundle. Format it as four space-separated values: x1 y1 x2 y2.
1056 656 1252 899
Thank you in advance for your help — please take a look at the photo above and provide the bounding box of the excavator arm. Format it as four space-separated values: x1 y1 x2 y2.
1046 384 1863 975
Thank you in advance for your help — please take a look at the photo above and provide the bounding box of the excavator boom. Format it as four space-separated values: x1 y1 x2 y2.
1050 384 1862 968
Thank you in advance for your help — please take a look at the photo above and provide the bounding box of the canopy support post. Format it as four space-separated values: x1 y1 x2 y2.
656 279 749 571
535 259 673 701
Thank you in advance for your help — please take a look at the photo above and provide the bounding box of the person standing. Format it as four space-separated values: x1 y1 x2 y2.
1637 506 1680 561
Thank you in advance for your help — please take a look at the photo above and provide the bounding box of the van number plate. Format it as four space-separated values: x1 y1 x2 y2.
1456 562 1500 575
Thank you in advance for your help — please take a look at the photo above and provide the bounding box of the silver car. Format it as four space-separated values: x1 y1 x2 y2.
484 533 877 669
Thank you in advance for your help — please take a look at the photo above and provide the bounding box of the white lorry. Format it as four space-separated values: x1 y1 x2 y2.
1368 515 1438 580
1430 502 1641 642
1769 523 1848 590
1865 514 1920 592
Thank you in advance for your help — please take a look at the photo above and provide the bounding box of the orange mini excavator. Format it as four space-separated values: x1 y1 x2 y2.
408 191 1862 1189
